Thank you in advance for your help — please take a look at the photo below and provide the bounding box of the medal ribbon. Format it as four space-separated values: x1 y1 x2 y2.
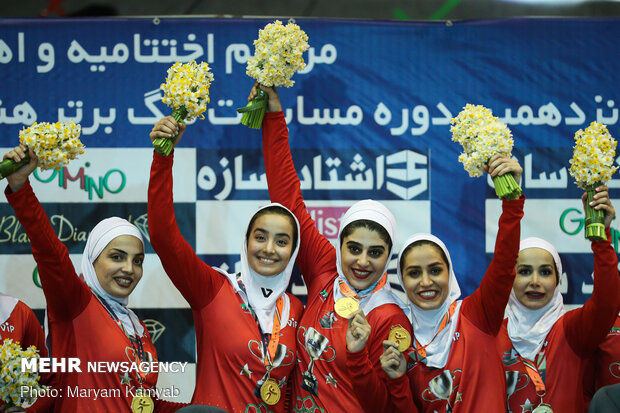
409 301 458 359
236 275 284 367
93 292 149 384
520 356 546 396
338 272 388 299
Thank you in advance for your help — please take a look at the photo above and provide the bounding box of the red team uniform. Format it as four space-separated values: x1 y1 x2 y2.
6 181 184 413
148 151 304 412
349 197 524 412
589 316 620 392
262 111 412 412
497 229 620 413
0 294 50 411
0 295 46 354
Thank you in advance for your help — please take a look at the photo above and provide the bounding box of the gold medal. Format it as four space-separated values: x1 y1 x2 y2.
334 297 359 319
532 404 553 413
131 394 154 413
260 378 281 405
388 324 412 352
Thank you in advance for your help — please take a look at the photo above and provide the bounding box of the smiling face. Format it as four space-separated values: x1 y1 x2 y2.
513 247 558 310
93 235 144 299
401 243 450 310
246 213 295 277
339 227 390 290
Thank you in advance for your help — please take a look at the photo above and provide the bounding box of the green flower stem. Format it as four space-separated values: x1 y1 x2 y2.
585 183 606 241
492 173 521 201
0 152 30 180
152 106 188 156
236 89 268 129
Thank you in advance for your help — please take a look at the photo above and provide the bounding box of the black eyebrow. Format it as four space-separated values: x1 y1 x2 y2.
346 241 385 249
253 228 291 239
109 248 144 257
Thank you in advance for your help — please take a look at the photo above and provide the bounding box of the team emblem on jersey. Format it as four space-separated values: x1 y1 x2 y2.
0 321 15 334
297 327 338 397
319 311 338 329
248 339 295 368
422 369 463 409
502 349 520 366
610 362 620 379
505 370 530 408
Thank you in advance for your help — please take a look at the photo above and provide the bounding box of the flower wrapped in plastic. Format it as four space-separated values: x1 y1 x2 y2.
0 339 47 408
569 121 618 241
450 104 521 200
157 60 214 155
237 20 309 129
0 121 84 180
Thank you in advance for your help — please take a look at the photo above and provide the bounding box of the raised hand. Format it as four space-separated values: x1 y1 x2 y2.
346 309 371 353
3 144 38 192
380 340 407 379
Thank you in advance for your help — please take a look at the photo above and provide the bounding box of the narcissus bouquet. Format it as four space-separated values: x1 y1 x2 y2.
237 20 309 129
450 104 521 200
0 121 84 179
0 339 47 408
569 121 618 241
156 60 214 155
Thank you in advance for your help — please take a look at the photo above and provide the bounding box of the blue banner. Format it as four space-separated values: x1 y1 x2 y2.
1 16 619 310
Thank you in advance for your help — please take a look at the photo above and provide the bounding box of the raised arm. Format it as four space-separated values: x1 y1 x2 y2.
463 154 524 335
3 145 89 320
148 118 227 309
565 186 620 356
257 84 336 294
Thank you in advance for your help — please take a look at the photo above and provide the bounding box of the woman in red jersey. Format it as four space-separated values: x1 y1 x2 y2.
497 186 619 413
0 292 51 412
350 155 524 412
250 83 412 413
3 145 185 413
148 117 303 412
584 313 620 405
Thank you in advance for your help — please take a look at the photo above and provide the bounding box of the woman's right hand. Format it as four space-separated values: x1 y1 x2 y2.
346 310 371 353
380 340 407 379
3 144 37 192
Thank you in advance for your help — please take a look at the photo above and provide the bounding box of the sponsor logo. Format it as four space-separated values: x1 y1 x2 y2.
560 207 619 250
308 206 347 240
196 148 429 201
34 163 126 200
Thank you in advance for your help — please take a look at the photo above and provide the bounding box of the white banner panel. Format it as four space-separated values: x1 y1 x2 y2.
0 253 189 309
0 148 196 203
196 200 431 255
485 198 608 253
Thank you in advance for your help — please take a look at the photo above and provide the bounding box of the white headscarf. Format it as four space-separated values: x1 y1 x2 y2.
397 233 462 369
223 203 300 334
506 237 565 361
333 199 403 314
81 217 145 337
0 292 19 327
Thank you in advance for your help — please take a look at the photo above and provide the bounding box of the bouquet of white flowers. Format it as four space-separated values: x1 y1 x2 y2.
156 60 214 155
0 339 47 408
0 121 84 179
237 20 309 129
569 121 618 241
450 104 521 200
